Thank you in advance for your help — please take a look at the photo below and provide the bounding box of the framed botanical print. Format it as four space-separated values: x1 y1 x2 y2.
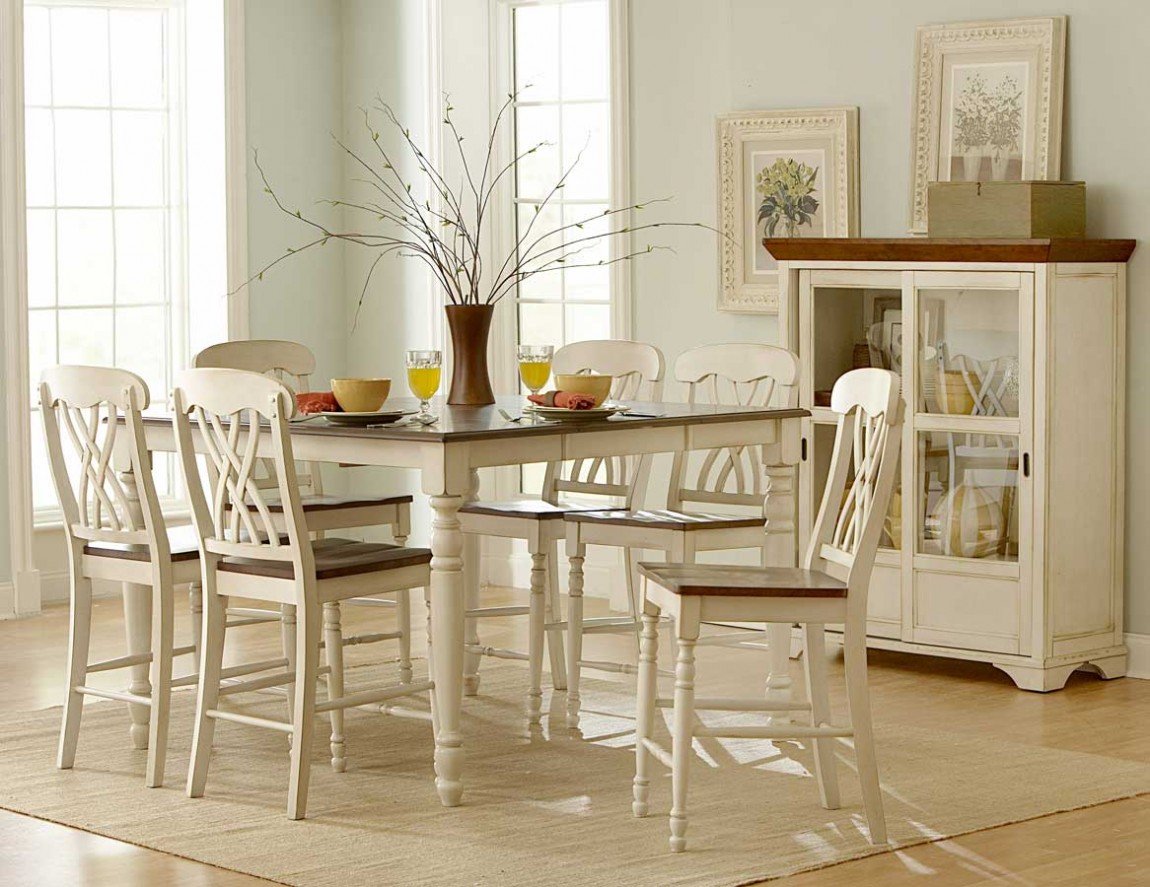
717 107 859 314
908 16 1067 233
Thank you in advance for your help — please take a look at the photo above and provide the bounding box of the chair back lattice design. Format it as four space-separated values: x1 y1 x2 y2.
805 369 903 608
173 368 312 576
541 340 665 506
40 366 167 558
669 344 799 514
193 340 322 496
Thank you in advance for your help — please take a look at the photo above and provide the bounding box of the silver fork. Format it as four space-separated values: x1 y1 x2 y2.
498 408 524 423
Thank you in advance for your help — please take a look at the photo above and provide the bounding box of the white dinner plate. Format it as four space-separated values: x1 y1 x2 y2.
523 404 629 423
317 410 415 427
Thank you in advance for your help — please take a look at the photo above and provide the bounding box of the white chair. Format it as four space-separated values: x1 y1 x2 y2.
41 366 201 788
458 339 665 723
633 368 903 851
563 343 799 727
195 339 419 766
174 368 433 820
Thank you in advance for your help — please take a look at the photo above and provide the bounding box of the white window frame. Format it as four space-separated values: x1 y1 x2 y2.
0 0 248 615
488 0 630 501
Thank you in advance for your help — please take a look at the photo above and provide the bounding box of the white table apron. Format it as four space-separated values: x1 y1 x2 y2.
117 407 804 807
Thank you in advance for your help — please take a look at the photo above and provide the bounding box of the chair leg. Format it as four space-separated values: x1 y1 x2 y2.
187 587 226 799
288 602 320 820
57 572 93 771
423 588 440 738
280 604 297 743
145 575 174 788
802 622 840 809
565 539 586 728
463 540 482 698
527 552 546 725
670 623 698 853
624 547 642 645
545 541 567 691
397 590 414 684
323 602 346 773
843 625 887 845
188 582 203 672
632 602 660 817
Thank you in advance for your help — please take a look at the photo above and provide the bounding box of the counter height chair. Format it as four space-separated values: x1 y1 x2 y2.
174 368 433 819
195 340 419 768
41 366 205 788
633 368 903 851
458 339 665 724
563 343 799 728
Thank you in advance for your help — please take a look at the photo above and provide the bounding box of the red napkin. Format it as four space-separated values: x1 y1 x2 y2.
296 392 341 414
529 390 597 410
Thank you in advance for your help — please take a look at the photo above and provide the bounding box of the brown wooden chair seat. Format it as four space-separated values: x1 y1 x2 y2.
83 523 202 562
230 492 414 513
459 500 610 520
565 508 764 531
219 537 431 581
637 563 847 598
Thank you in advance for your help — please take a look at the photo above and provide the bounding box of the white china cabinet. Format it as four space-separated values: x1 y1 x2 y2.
771 238 1135 691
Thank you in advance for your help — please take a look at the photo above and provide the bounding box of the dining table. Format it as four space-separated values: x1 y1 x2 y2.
119 395 808 807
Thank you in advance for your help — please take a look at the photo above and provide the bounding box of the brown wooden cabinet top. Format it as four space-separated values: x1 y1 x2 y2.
763 237 1136 264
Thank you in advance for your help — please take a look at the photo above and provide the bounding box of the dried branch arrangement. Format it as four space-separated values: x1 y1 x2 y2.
244 93 715 318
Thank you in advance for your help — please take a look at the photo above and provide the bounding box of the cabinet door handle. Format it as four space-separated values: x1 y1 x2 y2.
1022 452 1030 478
801 437 808 461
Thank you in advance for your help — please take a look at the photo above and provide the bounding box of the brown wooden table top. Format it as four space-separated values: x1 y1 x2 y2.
143 396 808 444
763 237 1136 264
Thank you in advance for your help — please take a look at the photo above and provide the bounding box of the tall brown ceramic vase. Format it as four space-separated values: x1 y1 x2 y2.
446 304 496 405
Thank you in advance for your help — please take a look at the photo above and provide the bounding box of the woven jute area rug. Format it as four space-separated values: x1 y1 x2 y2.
2 662 1148 886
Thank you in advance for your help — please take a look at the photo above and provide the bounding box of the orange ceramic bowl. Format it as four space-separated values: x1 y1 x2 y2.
554 373 612 407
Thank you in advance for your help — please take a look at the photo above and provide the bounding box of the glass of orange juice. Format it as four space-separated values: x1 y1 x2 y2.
406 349 442 425
517 344 553 398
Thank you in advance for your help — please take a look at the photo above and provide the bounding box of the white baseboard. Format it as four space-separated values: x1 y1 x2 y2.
40 570 123 606
0 581 13 619
1126 633 1150 680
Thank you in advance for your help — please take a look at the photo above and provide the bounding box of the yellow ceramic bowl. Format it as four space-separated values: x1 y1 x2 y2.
331 378 391 413
554 373 612 407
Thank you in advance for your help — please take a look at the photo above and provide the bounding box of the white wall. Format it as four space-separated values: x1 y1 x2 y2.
628 0 1150 633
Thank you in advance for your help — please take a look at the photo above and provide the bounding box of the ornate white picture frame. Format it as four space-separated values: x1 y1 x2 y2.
908 16 1067 233
718 107 859 314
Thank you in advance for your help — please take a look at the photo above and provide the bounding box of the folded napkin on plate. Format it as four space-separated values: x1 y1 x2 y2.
296 392 341 414
528 390 597 410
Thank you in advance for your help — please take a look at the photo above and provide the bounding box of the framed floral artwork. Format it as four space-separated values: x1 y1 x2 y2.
908 17 1067 233
717 107 859 314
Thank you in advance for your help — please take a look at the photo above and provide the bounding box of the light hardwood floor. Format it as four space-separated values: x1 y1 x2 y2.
0 589 1147 886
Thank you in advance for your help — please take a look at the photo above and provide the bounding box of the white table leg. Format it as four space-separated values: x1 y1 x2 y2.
462 469 482 696
428 492 465 806
117 467 152 748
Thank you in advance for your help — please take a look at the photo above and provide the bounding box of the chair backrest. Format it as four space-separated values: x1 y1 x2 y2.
193 339 321 495
173 368 313 579
40 366 169 559
805 369 903 612
542 339 665 505
668 343 799 513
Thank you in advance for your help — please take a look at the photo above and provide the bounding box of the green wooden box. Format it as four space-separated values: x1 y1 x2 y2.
927 181 1086 238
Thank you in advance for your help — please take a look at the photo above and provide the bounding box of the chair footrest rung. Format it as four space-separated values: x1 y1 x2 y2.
171 673 199 689
640 737 674 769
466 606 530 618
227 617 275 629
225 607 281 621
579 658 638 675
342 631 403 646
219 670 295 696
654 697 812 713
317 681 433 713
692 724 853 739
76 686 151 706
220 658 288 680
206 708 292 733
466 644 529 662
85 652 151 673
345 597 399 608
172 643 197 658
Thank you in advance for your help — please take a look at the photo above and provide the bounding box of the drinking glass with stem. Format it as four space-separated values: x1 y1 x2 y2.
517 344 553 422
406 349 442 425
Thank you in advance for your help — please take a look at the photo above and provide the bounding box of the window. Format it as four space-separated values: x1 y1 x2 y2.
24 0 228 519
508 0 620 353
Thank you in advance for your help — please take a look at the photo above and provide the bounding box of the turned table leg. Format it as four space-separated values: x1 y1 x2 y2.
428 491 466 806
